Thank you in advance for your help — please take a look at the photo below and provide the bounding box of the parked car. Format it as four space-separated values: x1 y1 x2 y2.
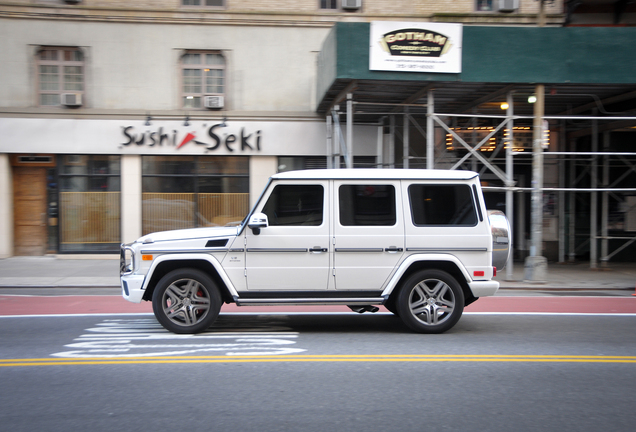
121 169 509 334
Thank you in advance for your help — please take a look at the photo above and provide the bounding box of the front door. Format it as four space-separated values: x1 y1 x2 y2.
13 166 48 255
244 181 330 291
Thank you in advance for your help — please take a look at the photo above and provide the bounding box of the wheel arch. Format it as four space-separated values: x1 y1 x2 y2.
141 255 235 304
383 256 478 308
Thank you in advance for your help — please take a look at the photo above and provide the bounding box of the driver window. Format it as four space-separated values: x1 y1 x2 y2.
262 184 324 226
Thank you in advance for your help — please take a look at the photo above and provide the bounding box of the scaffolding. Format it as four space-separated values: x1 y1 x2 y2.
327 91 636 279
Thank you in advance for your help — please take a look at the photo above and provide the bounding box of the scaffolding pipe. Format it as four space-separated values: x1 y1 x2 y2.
376 123 384 168
326 115 333 169
389 115 395 168
482 187 636 192
403 107 410 169
332 109 341 169
590 115 598 268
471 114 478 172
505 91 514 281
558 120 566 263
346 94 353 169
568 154 576 262
539 152 636 156
526 83 545 281
517 175 526 261
427 90 434 169
432 113 636 121
601 131 610 267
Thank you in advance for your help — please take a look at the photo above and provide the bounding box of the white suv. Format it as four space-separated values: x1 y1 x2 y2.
121 169 509 334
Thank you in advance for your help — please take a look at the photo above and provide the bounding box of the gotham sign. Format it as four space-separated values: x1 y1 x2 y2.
121 122 262 152
379 28 452 57
369 21 462 74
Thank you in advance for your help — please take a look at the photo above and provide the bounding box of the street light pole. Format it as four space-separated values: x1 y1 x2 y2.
524 0 548 282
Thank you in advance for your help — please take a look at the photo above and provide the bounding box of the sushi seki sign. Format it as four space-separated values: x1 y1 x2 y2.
370 22 462 74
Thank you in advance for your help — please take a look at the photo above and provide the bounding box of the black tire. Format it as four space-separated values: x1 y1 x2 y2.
152 268 222 334
396 269 464 334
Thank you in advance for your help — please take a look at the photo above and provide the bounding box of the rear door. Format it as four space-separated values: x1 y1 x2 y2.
402 180 490 273
333 180 404 290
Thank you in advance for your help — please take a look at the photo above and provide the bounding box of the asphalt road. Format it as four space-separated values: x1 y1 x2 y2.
1 303 636 432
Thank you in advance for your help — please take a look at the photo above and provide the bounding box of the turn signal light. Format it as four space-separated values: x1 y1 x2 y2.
142 255 153 261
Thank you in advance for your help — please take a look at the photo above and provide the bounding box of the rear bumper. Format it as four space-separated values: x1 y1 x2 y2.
468 280 499 297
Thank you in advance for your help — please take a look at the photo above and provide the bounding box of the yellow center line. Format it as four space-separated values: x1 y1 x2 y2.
1 354 636 367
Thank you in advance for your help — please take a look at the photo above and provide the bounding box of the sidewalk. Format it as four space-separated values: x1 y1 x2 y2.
0 255 120 289
0 255 634 292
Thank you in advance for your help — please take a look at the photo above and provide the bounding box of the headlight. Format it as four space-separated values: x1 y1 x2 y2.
120 244 136 275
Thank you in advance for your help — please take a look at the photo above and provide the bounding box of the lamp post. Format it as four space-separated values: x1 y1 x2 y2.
524 0 549 282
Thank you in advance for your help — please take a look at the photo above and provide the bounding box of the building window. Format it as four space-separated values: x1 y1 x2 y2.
142 156 249 234
182 0 224 7
476 0 494 11
181 51 225 109
277 156 376 172
278 156 327 172
37 47 84 107
58 155 121 252
320 0 338 9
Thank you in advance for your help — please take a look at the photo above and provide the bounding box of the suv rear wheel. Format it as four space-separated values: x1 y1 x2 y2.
396 269 464 334
152 268 222 334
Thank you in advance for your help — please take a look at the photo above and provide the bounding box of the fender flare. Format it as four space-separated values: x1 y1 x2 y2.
381 253 472 297
142 253 239 298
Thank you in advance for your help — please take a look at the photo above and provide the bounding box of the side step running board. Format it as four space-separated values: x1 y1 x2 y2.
234 297 386 307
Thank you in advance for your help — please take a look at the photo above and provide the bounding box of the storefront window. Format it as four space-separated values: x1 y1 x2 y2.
277 156 376 172
142 156 249 234
58 155 121 253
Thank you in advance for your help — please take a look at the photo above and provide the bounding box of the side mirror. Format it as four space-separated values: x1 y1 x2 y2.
248 212 269 235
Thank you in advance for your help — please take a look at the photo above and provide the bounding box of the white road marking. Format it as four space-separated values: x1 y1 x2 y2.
51 318 306 358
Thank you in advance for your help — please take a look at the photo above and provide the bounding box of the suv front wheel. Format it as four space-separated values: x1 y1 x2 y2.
152 268 222 334
396 269 464 334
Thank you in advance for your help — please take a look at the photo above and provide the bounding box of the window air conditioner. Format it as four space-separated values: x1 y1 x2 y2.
498 0 519 13
65 0 82 4
204 95 224 109
342 0 362 10
62 93 82 107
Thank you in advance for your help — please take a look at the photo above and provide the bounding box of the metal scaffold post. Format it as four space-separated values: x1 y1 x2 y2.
426 90 434 169
505 91 514 281
524 84 547 282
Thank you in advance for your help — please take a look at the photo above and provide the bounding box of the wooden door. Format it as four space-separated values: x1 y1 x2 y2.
14 166 47 255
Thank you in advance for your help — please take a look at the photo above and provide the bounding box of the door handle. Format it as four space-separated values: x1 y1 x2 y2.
309 247 328 253
385 246 403 253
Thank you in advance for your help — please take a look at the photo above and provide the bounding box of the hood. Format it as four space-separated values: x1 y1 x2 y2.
138 226 240 243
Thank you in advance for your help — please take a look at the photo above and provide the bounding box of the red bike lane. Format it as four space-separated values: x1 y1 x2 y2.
1 294 636 316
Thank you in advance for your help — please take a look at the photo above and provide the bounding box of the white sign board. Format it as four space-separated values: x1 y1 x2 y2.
0 118 379 156
369 21 462 74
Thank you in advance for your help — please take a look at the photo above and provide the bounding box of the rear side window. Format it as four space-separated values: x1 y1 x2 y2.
409 184 477 226
339 185 396 226
262 184 323 226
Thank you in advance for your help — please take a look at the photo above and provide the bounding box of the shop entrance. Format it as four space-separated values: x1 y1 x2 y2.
12 155 56 256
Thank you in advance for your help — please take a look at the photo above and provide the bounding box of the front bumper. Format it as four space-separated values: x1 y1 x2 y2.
121 274 146 303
